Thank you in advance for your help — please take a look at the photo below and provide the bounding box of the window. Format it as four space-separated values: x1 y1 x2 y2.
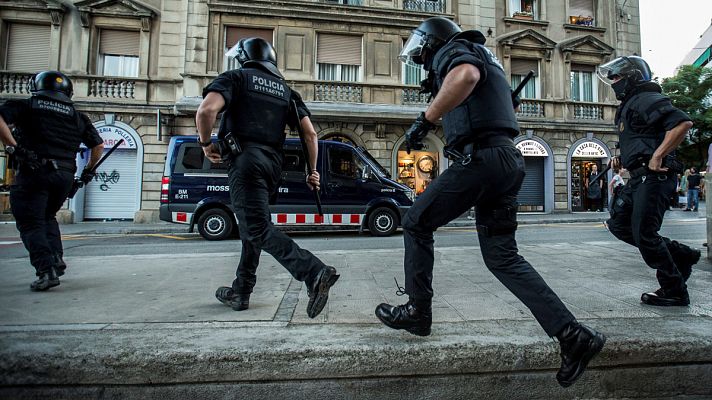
510 0 538 19
329 147 366 179
99 29 139 77
317 34 362 82
176 145 205 172
510 59 539 98
569 0 595 26
224 27 273 72
570 64 597 102
4 23 51 72
282 149 306 182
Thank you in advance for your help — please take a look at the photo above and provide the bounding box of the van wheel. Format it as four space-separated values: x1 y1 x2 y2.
367 207 398 237
197 208 234 241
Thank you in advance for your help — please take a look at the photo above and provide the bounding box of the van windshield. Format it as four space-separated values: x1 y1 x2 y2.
358 147 390 178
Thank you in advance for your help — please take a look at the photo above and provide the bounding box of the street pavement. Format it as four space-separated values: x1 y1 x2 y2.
0 208 711 399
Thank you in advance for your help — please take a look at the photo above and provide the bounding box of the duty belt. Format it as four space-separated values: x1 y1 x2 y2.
628 166 674 179
445 135 514 165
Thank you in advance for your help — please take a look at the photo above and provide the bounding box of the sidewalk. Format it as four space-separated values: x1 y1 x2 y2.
1 217 711 398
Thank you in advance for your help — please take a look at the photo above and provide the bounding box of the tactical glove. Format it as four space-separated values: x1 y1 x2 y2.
405 112 435 154
79 168 96 184
11 145 41 171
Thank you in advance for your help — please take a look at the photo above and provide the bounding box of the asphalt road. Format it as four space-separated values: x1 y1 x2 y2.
1 219 705 260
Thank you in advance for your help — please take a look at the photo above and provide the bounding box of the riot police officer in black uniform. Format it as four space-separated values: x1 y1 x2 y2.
598 56 700 306
374 17 605 387
196 38 339 318
0 71 104 291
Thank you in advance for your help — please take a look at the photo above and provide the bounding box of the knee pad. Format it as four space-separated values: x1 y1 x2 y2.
476 205 518 237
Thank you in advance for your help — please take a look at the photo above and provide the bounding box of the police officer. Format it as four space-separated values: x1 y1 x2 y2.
0 71 104 291
374 17 605 387
196 37 339 318
598 56 700 306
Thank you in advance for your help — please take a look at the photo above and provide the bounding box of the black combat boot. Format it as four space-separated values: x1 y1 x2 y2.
54 254 67 277
215 287 250 311
556 321 606 387
306 266 340 318
375 299 432 337
674 248 700 282
641 287 689 306
30 268 60 291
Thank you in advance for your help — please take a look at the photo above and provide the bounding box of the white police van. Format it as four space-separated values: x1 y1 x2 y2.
159 136 414 240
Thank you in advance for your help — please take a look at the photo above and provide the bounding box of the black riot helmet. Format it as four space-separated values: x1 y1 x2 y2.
597 56 653 100
399 17 462 68
29 70 74 103
225 37 283 79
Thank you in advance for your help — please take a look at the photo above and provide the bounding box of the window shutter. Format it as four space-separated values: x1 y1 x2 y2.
511 59 539 76
571 63 595 72
6 23 51 71
100 29 140 56
317 34 362 66
225 27 273 48
569 0 594 16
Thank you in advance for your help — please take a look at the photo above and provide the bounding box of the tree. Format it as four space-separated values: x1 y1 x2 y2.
661 65 712 170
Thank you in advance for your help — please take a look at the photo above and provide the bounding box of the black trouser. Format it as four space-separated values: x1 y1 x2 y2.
402 144 575 337
227 146 326 294
607 172 694 293
10 166 74 276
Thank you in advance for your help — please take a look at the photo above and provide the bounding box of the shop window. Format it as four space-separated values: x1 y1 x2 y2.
4 23 51 72
510 0 538 20
224 27 273 72
98 29 139 77
569 0 595 26
317 33 362 82
397 143 439 196
510 59 539 98
570 64 597 102
329 147 366 179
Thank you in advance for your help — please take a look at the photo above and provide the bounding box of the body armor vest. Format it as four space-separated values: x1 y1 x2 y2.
21 96 84 161
431 40 519 147
615 90 668 169
223 68 292 148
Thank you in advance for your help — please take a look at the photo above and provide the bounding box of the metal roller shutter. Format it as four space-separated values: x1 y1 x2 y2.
225 27 273 48
84 149 138 219
517 157 544 208
6 23 51 71
100 29 140 56
569 0 593 16
317 34 362 65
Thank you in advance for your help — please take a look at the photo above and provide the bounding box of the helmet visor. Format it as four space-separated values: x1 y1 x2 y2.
597 57 635 86
399 31 427 64
225 42 240 60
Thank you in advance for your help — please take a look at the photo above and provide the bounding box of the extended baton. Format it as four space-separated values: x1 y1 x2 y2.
67 139 124 198
512 70 535 101
291 101 323 216
589 163 611 186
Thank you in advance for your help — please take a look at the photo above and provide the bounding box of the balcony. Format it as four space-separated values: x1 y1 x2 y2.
516 99 545 118
401 87 430 105
0 72 33 96
571 102 604 120
315 83 363 103
319 0 363 5
403 0 445 13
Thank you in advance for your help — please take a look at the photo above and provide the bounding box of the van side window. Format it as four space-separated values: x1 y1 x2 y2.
175 144 205 173
282 148 306 182
328 147 365 179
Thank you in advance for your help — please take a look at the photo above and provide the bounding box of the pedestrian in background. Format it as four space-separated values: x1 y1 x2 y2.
586 164 603 211
0 71 104 291
375 17 605 388
685 167 701 212
678 169 689 209
196 38 339 317
608 168 625 209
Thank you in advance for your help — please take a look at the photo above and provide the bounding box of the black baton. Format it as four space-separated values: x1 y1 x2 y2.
67 139 124 198
589 163 611 186
291 101 323 216
512 70 535 101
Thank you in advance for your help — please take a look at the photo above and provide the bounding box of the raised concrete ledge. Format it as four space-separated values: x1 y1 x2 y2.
2 317 711 399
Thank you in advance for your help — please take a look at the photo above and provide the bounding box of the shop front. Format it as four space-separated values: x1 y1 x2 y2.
70 117 143 221
515 138 551 212
393 136 444 197
569 139 610 212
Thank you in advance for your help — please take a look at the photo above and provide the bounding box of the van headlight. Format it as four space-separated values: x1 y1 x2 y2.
405 189 415 202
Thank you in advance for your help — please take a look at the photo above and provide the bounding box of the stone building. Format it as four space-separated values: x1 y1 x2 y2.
0 0 641 221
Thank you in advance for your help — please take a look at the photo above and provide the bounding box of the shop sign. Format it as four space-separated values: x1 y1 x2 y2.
516 140 548 157
95 126 138 149
572 141 607 158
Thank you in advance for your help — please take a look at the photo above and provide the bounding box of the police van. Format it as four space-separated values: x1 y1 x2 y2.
159 136 414 240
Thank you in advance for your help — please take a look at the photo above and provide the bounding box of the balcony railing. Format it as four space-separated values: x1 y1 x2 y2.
319 0 363 5
0 72 33 96
403 0 445 13
315 83 363 103
401 87 430 105
516 99 545 118
572 103 604 120
88 78 137 99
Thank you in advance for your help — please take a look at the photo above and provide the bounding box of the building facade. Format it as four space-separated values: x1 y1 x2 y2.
0 0 641 221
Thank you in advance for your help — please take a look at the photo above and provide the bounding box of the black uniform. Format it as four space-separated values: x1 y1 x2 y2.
403 39 574 336
606 82 698 292
0 96 103 276
202 67 327 294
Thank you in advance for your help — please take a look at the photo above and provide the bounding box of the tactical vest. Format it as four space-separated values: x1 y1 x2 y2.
20 96 85 161
223 68 292 148
431 40 519 147
615 90 670 169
